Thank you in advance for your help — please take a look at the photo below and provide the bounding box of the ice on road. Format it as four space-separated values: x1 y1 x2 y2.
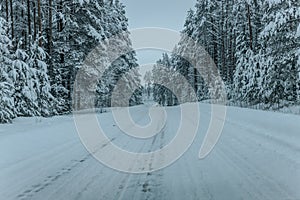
0 103 299 200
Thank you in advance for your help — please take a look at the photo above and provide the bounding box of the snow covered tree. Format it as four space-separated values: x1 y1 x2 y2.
233 50 264 105
0 13 15 123
144 71 152 99
0 0 142 122
147 0 300 110
28 40 57 116
151 53 177 106
260 0 300 106
12 45 40 117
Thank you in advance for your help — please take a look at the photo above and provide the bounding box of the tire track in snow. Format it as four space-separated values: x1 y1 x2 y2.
116 135 158 200
77 109 157 200
98 130 149 200
141 125 166 200
116 124 166 200
15 138 116 200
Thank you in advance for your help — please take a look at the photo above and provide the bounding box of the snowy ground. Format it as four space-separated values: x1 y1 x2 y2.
0 103 300 200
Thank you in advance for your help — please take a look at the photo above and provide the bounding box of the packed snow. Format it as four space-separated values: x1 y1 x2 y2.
1 103 299 200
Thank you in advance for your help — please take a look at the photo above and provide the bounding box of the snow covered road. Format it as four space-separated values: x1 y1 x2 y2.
0 103 300 200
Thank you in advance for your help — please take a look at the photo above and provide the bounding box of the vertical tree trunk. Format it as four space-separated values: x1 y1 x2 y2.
5 0 9 34
57 0 65 81
247 4 253 50
33 2 37 40
58 1 63 32
37 0 42 47
220 1 226 82
252 0 258 53
27 0 31 44
10 0 14 39
21 0 26 47
48 0 53 80
57 1 62 32
5 0 9 22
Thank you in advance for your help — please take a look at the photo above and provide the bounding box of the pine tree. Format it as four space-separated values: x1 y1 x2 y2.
0 14 15 123
13 45 40 117
260 0 300 106
0 0 143 123
144 71 152 99
28 40 57 116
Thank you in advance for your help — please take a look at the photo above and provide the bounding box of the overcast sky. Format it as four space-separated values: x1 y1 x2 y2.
120 0 196 80
120 0 196 31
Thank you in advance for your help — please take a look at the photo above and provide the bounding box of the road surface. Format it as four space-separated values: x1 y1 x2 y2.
0 103 300 200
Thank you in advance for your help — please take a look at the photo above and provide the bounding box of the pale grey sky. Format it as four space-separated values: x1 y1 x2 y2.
120 0 196 80
121 0 196 31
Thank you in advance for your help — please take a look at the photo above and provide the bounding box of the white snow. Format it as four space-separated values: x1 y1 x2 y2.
0 103 300 200
296 23 300 37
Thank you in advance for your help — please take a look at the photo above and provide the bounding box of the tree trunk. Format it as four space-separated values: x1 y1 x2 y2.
37 0 42 47
58 1 63 32
10 0 14 39
48 0 53 80
5 0 9 23
5 0 9 34
22 0 26 47
33 1 37 40
27 0 31 44
247 4 253 50
194 68 198 98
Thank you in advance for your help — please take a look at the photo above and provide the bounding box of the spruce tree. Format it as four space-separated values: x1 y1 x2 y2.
0 14 15 123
